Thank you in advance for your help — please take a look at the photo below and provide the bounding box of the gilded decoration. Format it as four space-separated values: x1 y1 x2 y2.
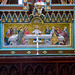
68 18 72 22
51 18 55 22
46 6 50 10
19 18 23 22
59 51 63 54
13 18 17 22
1 1 73 48
2 18 6 22
3 23 72 48
57 18 61 22
24 6 27 10
46 18 50 22
24 18 28 22
27 51 31 54
8 18 11 22
43 51 47 54
62 18 66 22
11 51 15 54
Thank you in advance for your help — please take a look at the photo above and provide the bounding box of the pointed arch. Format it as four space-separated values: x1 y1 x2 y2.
45 13 50 23
67 13 72 22
0 66 8 75
62 13 67 22
1 13 6 22
29 14 33 22
45 65 55 75
59 65 69 75
9 65 19 75
24 13 29 23
18 13 23 22
7 13 12 23
40 14 45 22
71 65 75 75
35 66 44 75
12 13 18 23
24 66 34 75
56 13 61 22
51 12 55 23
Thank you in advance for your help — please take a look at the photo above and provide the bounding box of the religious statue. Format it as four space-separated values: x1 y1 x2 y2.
33 0 45 15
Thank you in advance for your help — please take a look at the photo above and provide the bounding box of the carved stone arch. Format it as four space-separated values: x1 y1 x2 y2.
0 66 8 75
71 65 75 75
24 12 29 23
45 65 55 75
59 65 70 75
40 14 45 22
29 14 33 22
12 13 18 23
7 13 12 23
62 13 67 22
24 66 34 75
56 13 61 22
51 12 55 22
18 12 23 23
35 65 44 75
45 13 50 23
9 65 19 75
1 13 6 22
67 13 72 22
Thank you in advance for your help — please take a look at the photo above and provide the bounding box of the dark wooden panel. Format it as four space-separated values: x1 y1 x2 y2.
0 6 23 10
0 56 75 75
51 6 74 9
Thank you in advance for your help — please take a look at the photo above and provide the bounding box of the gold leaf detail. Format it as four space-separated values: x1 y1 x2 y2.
46 6 50 10
2 18 6 22
11 51 15 54
24 7 27 10
43 51 47 54
27 51 31 54
59 51 63 54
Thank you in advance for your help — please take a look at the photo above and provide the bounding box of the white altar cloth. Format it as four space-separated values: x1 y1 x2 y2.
8 34 64 43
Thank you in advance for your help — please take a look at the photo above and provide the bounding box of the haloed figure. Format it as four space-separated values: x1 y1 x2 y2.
63 27 69 45
32 25 42 35
17 29 24 45
57 27 61 34
4 29 10 45
10 27 13 36
45 27 51 34
24 27 30 35
32 25 42 42
45 27 51 43
51 27 55 35
13 27 17 35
